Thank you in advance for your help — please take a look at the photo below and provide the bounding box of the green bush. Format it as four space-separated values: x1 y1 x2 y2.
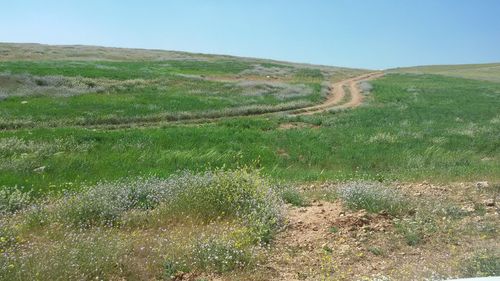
0 186 32 214
338 182 413 216
55 178 171 227
0 169 284 279
22 169 283 243
157 169 284 243
0 223 18 252
368 246 384 256
463 250 500 277
279 186 308 207
394 213 437 246
294 68 324 80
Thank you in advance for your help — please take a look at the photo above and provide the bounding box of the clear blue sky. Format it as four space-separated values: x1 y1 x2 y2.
2 0 500 69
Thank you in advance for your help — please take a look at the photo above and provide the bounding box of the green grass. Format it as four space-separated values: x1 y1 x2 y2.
0 61 325 127
367 246 384 256
1 73 499 192
0 60 253 79
279 186 308 207
392 63 500 82
0 47 499 279
462 250 500 277
0 81 321 127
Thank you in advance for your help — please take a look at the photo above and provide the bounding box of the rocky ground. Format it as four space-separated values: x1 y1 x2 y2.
178 181 499 281
256 181 498 280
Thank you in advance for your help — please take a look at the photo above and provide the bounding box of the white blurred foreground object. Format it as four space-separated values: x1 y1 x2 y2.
446 277 500 281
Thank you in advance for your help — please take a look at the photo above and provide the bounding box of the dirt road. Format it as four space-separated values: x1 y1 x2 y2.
1 72 384 131
289 72 384 116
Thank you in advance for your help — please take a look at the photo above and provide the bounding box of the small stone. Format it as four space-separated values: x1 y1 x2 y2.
33 166 46 173
477 181 490 188
21 100 28 104
378 210 388 216
484 199 495 207
312 226 319 231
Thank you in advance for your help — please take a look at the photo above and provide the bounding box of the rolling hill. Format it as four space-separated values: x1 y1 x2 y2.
391 62 500 82
0 43 499 280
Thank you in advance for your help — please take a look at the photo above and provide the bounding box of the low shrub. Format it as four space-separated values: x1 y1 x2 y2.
0 230 129 281
462 250 500 277
278 185 308 207
157 169 284 243
359 81 373 93
394 212 437 246
338 182 413 216
0 169 284 278
25 169 283 243
0 186 32 214
191 235 253 273
0 222 18 252
368 246 384 256
55 177 172 227
163 260 191 280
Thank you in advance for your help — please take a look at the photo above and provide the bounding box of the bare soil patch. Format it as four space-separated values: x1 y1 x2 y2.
252 182 499 281
291 72 384 116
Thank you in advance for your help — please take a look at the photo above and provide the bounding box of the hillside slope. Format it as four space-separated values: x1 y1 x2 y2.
390 63 500 82
0 43 499 281
0 43 370 129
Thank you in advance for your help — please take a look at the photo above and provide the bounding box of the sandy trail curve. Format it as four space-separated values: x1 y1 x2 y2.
1 72 384 131
289 72 384 116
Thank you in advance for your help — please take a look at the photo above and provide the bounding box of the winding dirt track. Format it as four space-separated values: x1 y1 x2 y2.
288 72 384 116
2 72 384 131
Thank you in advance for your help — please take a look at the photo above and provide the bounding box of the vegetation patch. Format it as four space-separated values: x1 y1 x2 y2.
0 169 284 279
278 185 309 207
463 250 500 277
338 182 413 216
0 44 499 280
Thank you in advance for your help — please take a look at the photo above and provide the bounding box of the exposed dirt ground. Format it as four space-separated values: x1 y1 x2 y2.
290 72 384 116
225 181 499 281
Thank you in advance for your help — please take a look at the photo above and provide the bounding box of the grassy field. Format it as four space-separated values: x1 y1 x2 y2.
1 73 498 193
0 44 499 280
0 60 334 128
391 63 500 82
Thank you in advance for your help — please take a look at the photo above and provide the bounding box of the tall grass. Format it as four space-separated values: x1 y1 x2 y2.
1 73 500 191
0 61 325 128
0 169 284 279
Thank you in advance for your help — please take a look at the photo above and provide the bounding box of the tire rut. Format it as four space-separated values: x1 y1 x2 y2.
1 72 383 131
